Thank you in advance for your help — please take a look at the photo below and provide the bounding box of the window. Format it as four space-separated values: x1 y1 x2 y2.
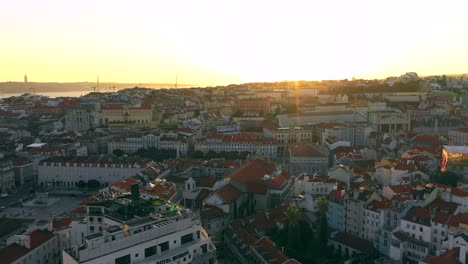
159 241 169 252
181 233 194 245
420 227 423 232
90 226 95 231
145 246 157 258
89 217 94 222
115 254 131 264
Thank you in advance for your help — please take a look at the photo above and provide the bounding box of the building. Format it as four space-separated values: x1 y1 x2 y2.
441 145 468 180
449 128 468 145
327 190 347 232
0 157 16 194
368 110 410 133
262 126 314 152
224 205 301 264
288 141 328 176
101 102 153 126
195 134 278 159
0 228 59 264
234 98 270 116
65 109 92 132
12 157 34 187
64 199 217 264
38 156 153 188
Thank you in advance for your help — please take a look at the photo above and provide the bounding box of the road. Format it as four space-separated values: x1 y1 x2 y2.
0 185 34 207
0 195 82 220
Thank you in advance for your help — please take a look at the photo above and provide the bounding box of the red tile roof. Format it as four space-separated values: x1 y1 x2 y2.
389 185 414 194
29 229 55 248
0 243 31 264
200 205 226 218
290 141 326 157
0 229 56 263
229 158 274 183
426 247 459 264
331 232 374 253
216 184 240 203
254 236 288 264
403 207 431 226
451 187 468 197
52 218 72 230
267 174 286 189
200 177 217 188
111 177 139 192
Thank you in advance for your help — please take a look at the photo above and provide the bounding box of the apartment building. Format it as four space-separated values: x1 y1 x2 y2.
64 199 217 264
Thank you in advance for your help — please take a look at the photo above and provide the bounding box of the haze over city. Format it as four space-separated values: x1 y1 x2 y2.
2 1 468 264
2 0 468 85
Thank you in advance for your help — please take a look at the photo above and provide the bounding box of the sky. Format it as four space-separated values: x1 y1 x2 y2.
1 0 467 86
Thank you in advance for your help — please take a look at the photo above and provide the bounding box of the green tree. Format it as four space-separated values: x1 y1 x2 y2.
76 180 86 189
112 149 124 157
87 179 101 189
316 196 329 246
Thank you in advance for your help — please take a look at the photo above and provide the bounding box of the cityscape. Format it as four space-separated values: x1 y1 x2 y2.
2 1 468 264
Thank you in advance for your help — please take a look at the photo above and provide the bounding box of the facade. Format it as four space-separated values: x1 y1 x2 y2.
195 134 278 159
262 126 314 152
38 157 153 188
234 98 270 116
0 228 59 264
327 190 346 232
13 157 34 186
368 110 410 133
449 128 468 145
288 141 328 176
64 204 217 264
65 109 92 132
0 158 16 194
101 103 153 126
441 145 468 179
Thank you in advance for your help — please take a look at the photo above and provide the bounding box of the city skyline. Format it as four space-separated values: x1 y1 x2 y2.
1 0 468 85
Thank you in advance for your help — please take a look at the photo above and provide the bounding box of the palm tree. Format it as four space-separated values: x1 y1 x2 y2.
316 196 329 246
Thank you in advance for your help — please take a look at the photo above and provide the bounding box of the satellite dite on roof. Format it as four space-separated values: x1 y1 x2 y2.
26 143 47 148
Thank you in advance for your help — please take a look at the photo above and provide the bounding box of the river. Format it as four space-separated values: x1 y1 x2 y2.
0 91 92 99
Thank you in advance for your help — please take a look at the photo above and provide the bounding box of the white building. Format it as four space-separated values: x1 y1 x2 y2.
64 203 216 264
65 109 92 132
194 133 278 159
38 157 153 188
0 158 15 194
0 227 60 264
449 128 468 145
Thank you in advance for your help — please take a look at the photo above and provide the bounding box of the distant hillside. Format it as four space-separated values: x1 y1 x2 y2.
0 82 197 94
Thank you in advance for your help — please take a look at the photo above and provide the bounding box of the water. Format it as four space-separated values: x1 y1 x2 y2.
0 91 91 99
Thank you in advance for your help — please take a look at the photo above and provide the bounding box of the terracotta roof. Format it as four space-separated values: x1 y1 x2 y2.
199 177 217 188
389 185 414 194
427 200 460 215
451 187 468 197
200 205 226 218
426 247 459 264
52 218 72 230
216 184 240 203
0 229 56 263
403 207 431 226
229 158 274 183
111 177 139 192
267 175 286 189
290 141 326 157
0 243 31 264
254 236 288 264
331 232 374 252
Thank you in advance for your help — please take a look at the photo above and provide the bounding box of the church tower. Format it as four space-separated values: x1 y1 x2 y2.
24 73 28 83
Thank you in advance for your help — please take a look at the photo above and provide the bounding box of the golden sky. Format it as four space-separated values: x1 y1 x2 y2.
1 0 467 85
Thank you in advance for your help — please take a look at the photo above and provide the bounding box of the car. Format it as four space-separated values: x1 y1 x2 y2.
0 206 6 211
0 193 9 198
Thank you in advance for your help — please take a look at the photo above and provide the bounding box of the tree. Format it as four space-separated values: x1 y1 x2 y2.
76 180 86 189
87 179 100 189
112 149 124 157
316 196 329 246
